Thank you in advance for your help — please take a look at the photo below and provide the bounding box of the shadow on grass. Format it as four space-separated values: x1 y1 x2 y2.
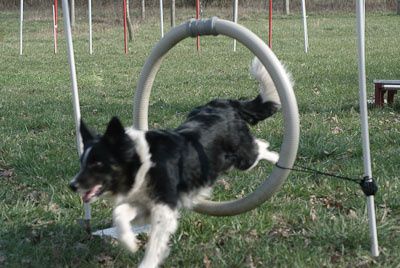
0 222 142 267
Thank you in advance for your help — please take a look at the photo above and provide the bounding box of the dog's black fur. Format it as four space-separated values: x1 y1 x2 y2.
72 97 278 205
69 58 286 267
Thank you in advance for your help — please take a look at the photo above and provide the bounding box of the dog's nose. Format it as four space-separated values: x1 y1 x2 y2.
69 181 78 192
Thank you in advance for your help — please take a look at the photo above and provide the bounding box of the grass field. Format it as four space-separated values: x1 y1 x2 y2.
1 7 400 267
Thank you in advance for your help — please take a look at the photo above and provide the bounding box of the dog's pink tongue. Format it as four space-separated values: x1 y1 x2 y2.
82 185 102 203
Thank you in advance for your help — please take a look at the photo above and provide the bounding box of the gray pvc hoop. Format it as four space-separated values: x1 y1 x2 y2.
133 17 299 216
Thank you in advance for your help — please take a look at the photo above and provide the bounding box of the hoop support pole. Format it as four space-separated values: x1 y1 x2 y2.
61 0 91 222
356 0 379 257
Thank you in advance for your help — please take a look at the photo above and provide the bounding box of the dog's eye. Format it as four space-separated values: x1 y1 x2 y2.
89 162 103 169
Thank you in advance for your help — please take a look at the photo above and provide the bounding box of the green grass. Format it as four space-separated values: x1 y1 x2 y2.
1 7 400 267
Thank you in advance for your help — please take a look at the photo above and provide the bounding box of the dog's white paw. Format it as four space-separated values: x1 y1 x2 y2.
267 151 279 164
256 139 270 149
255 139 279 164
119 233 139 253
138 261 157 268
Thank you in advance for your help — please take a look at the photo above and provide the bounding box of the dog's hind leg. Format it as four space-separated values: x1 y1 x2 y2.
246 139 279 171
113 203 140 253
139 204 179 268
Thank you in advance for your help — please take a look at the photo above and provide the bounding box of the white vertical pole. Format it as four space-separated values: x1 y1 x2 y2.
52 5 57 54
233 0 238 52
170 0 175 28
61 0 82 156
19 0 23 55
160 0 164 38
89 0 93 54
355 0 379 257
61 0 91 222
301 0 308 53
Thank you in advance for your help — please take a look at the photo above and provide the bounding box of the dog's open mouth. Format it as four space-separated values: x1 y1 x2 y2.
82 184 103 203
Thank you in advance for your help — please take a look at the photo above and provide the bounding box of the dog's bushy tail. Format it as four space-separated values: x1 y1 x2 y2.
237 57 292 125
250 57 283 106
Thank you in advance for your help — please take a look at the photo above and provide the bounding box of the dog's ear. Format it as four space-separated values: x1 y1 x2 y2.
103 117 125 145
80 119 95 146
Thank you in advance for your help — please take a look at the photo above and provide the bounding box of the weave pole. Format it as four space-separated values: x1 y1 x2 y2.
196 0 200 50
355 0 379 257
268 0 272 48
52 5 57 54
61 0 91 231
54 0 58 53
232 0 238 51
160 0 164 37
123 0 128 54
301 0 308 53
89 0 93 54
19 0 23 55
55 0 58 49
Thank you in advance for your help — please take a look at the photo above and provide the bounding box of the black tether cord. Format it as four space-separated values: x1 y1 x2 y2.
275 163 378 196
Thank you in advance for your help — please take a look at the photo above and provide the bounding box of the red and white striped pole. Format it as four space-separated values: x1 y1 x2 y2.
268 0 272 48
123 0 128 54
196 0 200 51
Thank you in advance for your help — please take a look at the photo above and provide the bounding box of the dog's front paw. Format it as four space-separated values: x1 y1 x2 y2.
256 139 270 149
267 151 279 164
119 233 139 253
138 261 157 268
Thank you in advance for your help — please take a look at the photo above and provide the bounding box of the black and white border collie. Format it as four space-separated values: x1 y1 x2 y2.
69 58 289 268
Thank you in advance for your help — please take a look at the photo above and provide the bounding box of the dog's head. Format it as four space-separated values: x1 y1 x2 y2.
69 117 140 203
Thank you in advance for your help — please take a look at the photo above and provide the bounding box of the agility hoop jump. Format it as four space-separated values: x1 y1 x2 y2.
133 17 300 216
61 0 377 256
